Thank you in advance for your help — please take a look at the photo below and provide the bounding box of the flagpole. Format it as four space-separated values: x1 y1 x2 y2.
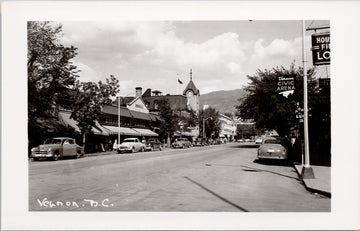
177 73 179 95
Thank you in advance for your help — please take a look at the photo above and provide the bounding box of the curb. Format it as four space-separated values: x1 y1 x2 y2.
84 151 117 157
293 165 331 198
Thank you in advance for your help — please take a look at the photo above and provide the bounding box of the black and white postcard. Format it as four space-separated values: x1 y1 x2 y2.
1 1 360 230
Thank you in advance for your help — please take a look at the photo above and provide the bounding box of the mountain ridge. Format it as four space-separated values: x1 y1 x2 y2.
199 88 247 114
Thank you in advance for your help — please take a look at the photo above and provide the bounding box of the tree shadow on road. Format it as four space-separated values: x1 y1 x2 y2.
205 163 300 181
183 176 249 212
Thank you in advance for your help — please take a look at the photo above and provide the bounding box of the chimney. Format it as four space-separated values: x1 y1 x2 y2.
135 87 142 97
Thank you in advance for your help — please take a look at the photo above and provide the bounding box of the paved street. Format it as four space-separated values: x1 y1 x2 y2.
29 143 330 212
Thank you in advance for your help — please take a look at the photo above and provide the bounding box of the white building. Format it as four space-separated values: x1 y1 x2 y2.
219 114 237 141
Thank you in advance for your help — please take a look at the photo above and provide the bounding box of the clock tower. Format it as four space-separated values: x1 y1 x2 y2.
183 69 200 114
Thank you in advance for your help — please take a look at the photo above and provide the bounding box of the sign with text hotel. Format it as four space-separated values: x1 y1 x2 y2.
311 33 330 66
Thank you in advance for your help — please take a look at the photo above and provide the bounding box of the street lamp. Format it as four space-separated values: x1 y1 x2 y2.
301 20 314 179
118 94 121 149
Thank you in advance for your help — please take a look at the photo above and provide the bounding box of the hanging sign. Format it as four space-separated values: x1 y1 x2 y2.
276 75 295 92
311 33 330 66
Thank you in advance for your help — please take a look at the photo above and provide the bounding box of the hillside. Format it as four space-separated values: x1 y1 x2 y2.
199 89 247 114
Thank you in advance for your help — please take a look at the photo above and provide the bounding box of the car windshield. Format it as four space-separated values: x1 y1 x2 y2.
123 139 136 143
264 139 281 144
44 139 63 144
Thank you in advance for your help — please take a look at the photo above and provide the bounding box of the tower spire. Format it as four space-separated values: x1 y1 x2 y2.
190 68 192 80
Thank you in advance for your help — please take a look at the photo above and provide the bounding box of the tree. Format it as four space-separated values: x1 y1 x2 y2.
71 75 120 147
28 21 79 120
157 99 180 147
236 63 317 137
236 124 263 139
199 107 221 138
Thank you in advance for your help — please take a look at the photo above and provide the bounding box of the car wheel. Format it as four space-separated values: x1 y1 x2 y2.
131 147 135 153
33 157 39 161
159 146 162 151
117 150 122 154
52 153 59 161
150 146 154 151
75 152 81 159
141 147 145 152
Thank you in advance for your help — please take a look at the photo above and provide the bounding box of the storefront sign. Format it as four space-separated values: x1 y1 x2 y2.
319 78 330 89
311 33 330 66
309 94 330 104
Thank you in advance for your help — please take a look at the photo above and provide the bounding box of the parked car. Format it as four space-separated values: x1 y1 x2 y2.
255 137 263 144
144 138 163 151
30 137 84 161
193 138 205 146
118 138 146 153
257 137 287 161
172 138 191 148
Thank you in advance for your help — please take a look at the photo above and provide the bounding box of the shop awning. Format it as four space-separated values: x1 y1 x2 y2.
103 125 140 136
59 111 108 135
132 128 159 137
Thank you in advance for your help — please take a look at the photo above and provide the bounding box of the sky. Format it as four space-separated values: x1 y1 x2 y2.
59 20 330 97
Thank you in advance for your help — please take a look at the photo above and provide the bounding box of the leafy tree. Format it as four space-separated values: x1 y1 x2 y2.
71 75 120 147
180 109 198 131
28 21 79 120
199 107 221 138
236 124 263 139
157 99 180 147
236 63 317 137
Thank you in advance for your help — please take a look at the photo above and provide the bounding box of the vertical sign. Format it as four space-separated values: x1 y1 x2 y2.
311 33 330 65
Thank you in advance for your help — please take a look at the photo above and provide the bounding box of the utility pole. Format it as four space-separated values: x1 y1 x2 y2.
301 20 315 179
118 94 121 149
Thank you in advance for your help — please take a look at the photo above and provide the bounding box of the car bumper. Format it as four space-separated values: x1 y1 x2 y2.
31 153 54 158
258 155 286 159
118 146 132 152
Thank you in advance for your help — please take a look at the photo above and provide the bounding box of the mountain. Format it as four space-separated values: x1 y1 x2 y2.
199 89 247 114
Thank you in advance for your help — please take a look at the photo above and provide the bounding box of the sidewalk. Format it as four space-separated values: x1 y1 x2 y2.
294 164 331 197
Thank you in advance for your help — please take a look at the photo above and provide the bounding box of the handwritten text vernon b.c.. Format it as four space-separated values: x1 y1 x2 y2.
37 198 114 208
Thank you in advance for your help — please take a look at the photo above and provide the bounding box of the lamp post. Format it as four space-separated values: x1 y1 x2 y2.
300 20 314 179
118 94 121 149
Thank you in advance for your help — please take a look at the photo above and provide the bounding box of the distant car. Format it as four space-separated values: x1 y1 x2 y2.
257 137 287 161
30 137 84 161
237 139 244 143
172 138 191 148
193 138 205 146
144 138 163 151
118 138 146 153
255 137 263 144
245 138 251 142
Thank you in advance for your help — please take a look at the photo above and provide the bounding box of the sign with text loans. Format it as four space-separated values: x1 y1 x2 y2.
311 33 330 66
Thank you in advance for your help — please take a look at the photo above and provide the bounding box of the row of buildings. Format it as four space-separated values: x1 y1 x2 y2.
34 70 237 153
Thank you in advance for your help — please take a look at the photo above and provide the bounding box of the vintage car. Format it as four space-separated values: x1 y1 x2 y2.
257 137 287 161
193 138 205 146
144 138 163 151
255 137 263 144
118 138 146 153
30 137 84 161
172 138 191 149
